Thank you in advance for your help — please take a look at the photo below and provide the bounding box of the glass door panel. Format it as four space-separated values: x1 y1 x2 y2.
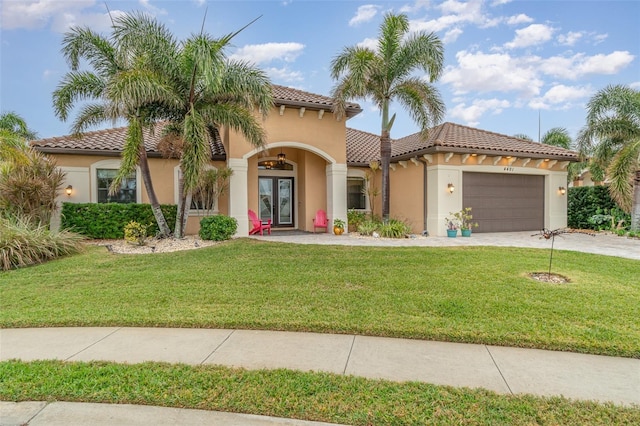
258 178 273 222
278 178 292 225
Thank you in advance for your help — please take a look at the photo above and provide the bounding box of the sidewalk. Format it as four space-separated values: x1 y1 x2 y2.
251 231 640 260
1 328 638 424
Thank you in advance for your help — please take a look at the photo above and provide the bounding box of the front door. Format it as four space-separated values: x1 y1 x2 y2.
259 177 294 227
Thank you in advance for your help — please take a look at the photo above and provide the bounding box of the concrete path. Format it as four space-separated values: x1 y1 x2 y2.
1 328 638 424
252 231 640 260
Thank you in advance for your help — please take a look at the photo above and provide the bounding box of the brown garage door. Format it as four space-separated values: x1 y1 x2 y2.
462 173 544 233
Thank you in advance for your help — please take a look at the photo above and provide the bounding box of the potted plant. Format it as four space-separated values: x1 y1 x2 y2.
444 216 460 237
333 218 345 235
454 207 478 237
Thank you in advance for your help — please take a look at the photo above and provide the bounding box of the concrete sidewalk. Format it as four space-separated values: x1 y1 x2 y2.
252 231 640 260
1 328 638 416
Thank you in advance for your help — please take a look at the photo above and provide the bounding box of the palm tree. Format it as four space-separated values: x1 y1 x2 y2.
0 112 38 140
541 127 572 149
52 15 176 237
331 12 445 222
114 14 272 237
577 85 640 230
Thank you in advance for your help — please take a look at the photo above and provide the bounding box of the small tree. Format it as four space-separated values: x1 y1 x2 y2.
0 134 65 226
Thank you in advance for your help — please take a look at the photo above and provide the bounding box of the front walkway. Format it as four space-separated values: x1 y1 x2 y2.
251 231 640 260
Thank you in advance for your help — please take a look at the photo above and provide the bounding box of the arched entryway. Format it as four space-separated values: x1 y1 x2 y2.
228 142 348 236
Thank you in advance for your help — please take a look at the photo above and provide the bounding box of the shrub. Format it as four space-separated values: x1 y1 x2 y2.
0 215 84 271
379 219 412 238
60 203 177 239
568 186 630 230
357 220 378 236
123 221 149 246
347 209 367 231
199 215 237 241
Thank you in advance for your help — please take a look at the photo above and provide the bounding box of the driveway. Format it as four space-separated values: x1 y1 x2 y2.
251 231 640 260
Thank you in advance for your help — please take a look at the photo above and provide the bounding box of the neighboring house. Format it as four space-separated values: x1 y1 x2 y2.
31 85 578 237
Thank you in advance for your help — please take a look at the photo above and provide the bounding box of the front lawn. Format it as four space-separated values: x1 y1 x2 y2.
1 239 638 358
2 361 638 425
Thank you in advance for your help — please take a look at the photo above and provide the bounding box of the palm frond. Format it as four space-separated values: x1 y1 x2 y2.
52 71 106 121
61 27 119 77
394 78 445 135
606 139 640 212
180 109 209 191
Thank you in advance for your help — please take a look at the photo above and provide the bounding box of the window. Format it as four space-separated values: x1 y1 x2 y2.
97 169 136 203
347 177 366 210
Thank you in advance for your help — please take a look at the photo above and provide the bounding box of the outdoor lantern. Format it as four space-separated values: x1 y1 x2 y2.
447 183 455 193
559 186 566 195
65 185 73 196
277 150 286 165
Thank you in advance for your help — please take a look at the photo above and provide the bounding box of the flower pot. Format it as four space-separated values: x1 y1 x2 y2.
333 226 344 235
446 229 457 238
461 229 472 237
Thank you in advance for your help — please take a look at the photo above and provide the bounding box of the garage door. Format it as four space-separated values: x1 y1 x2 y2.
462 173 544 233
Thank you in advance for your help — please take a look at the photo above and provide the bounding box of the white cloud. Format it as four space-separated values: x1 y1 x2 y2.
139 0 167 16
539 51 634 79
409 0 497 33
193 0 206 6
443 28 463 44
630 81 640 90
357 37 378 51
449 98 511 126
557 31 583 46
491 0 512 6
0 0 95 31
399 0 431 14
349 5 380 27
441 50 544 97
265 67 304 83
592 33 608 45
231 42 305 64
504 24 554 49
506 14 533 25
528 84 591 109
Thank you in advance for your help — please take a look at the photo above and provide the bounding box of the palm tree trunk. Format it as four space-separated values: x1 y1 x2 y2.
174 171 192 238
632 169 640 231
380 130 391 223
138 144 171 238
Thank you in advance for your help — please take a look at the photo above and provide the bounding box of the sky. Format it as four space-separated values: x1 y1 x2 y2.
1 0 639 142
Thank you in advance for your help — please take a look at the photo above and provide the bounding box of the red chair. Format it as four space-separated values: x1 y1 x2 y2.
248 209 272 235
313 209 328 233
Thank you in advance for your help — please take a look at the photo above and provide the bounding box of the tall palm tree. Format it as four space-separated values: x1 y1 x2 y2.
577 85 640 230
114 14 272 237
0 112 37 140
53 15 176 237
331 12 445 222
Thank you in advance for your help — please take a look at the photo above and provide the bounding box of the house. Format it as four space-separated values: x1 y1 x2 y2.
31 85 578 237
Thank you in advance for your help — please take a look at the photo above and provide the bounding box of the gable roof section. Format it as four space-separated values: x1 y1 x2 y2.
31 124 226 159
272 85 362 117
347 122 578 166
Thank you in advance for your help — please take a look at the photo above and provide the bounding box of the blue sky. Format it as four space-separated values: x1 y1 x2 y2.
1 0 638 142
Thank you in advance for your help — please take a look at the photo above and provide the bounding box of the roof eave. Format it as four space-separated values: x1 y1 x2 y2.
391 146 579 162
274 99 362 118
33 146 226 161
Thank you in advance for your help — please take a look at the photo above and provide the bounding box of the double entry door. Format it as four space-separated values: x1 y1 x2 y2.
259 177 294 227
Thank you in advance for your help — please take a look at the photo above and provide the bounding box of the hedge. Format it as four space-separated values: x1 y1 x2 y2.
60 203 177 239
567 186 628 230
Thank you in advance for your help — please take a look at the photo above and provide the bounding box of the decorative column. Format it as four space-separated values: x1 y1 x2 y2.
228 158 249 236
326 163 348 232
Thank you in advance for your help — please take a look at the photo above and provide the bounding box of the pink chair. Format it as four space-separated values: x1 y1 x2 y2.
313 209 328 233
248 210 272 235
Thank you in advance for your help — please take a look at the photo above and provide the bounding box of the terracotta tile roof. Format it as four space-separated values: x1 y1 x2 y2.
31 123 226 158
272 85 362 117
347 122 578 165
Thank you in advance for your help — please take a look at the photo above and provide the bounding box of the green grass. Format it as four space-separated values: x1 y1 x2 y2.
1 239 639 358
1 360 638 425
